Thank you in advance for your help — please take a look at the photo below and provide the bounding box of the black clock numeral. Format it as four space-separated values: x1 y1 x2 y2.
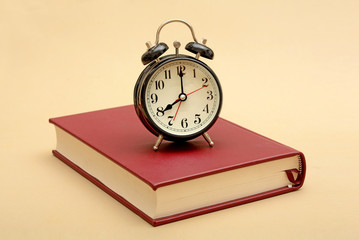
156 107 164 117
150 93 158 104
155 80 164 90
193 69 196 78
165 70 171 79
177 65 186 75
202 78 208 87
181 118 188 128
207 90 213 100
168 116 174 126
203 104 209 113
194 114 201 124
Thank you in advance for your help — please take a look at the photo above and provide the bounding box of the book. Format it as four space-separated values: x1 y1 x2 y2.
49 105 306 226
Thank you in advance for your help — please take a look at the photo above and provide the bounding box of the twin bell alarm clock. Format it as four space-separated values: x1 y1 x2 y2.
133 19 223 150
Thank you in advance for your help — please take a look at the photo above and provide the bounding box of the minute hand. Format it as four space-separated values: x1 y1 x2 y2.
178 69 185 94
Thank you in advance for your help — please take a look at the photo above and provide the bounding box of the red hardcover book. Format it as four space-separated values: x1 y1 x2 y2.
49 105 306 226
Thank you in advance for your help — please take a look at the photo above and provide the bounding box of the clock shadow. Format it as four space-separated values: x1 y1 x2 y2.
159 140 207 153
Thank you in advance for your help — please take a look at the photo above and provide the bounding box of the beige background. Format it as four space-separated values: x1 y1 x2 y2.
1 0 358 239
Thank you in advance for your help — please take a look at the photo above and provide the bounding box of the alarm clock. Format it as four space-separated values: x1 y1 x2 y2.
134 19 223 150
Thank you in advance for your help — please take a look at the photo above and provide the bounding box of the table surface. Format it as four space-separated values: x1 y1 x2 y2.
1 1 358 239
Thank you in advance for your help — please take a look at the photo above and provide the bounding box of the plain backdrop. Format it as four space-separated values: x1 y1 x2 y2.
1 0 358 239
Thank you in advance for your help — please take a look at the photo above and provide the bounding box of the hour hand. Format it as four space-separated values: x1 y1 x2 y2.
163 98 181 112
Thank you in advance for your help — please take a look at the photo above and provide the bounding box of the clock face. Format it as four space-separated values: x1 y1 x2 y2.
142 58 222 140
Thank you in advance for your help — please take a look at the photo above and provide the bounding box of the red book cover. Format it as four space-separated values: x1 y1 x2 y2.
49 105 306 226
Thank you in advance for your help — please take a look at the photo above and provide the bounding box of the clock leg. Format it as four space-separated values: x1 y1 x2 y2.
153 134 164 151
203 132 214 147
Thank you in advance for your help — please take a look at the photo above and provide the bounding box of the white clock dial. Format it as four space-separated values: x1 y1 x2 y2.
144 59 221 138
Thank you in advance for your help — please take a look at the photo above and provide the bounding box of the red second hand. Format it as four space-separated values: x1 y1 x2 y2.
172 85 208 122
186 85 208 97
173 101 182 121
172 85 208 103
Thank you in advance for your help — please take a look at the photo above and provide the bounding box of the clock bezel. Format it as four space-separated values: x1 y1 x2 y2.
134 54 223 141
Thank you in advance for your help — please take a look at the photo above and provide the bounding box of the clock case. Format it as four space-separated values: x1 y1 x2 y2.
133 54 223 142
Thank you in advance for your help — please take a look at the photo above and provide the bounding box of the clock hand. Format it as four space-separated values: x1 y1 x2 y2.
178 68 185 94
163 98 181 112
163 85 208 113
173 101 182 121
162 84 208 114
186 84 208 97
172 84 209 123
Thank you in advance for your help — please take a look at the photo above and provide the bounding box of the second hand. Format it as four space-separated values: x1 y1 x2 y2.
169 85 209 122
173 101 182 121
186 85 208 97
173 85 209 102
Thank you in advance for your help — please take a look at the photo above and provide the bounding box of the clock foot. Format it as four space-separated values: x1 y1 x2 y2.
203 132 214 147
153 134 164 151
